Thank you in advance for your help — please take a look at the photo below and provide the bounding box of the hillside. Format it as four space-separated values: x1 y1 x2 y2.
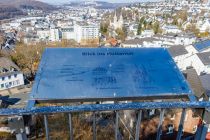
67 1 130 9
0 0 55 20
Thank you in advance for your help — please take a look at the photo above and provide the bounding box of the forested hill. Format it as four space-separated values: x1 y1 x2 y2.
0 0 55 20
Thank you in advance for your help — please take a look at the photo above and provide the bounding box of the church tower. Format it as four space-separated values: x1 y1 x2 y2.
114 12 117 24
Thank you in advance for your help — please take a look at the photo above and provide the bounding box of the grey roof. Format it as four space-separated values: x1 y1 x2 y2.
123 38 143 45
123 37 160 45
199 74 210 97
154 34 176 40
197 52 210 65
0 57 20 76
168 45 188 57
183 69 206 99
0 57 19 70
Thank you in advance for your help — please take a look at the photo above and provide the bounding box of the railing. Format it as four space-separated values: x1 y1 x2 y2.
0 101 210 140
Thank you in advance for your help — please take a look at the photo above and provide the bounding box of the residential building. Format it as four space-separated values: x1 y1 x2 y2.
61 23 99 43
186 40 210 54
199 74 210 101
141 30 154 37
49 28 60 42
122 37 163 48
36 29 50 41
80 24 99 40
168 45 190 68
162 25 182 34
183 68 208 101
178 51 210 75
23 34 39 45
61 27 76 40
197 19 210 33
0 57 24 91
154 33 196 46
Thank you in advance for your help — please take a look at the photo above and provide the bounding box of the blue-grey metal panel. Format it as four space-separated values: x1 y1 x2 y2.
0 101 210 116
29 48 192 102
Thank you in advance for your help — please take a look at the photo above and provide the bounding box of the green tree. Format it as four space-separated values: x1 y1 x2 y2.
100 22 109 35
137 23 142 35
137 17 145 35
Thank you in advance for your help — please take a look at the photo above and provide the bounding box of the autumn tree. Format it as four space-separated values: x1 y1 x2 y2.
185 24 200 37
11 43 45 79
115 28 126 41
152 21 161 34
100 22 109 35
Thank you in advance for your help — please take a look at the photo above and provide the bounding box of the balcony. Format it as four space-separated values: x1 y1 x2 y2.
0 48 209 140
0 101 210 140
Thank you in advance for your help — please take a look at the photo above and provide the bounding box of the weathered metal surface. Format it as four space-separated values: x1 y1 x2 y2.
30 48 192 103
0 101 210 116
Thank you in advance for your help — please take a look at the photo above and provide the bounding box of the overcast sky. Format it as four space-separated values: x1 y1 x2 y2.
38 0 157 4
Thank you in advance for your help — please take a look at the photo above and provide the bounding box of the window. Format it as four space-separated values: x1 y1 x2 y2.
16 80 20 85
8 76 11 79
1 84 4 88
2 77 5 81
14 74 17 78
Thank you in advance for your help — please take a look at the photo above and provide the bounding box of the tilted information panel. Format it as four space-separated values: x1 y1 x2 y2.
30 48 192 102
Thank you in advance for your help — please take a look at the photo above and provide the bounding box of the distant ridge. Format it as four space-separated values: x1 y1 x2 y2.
67 1 130 9
0 0 55 20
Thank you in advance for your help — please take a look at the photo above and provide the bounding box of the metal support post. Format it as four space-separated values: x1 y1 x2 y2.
68 113 73 140
44 115 50 140
115 111 119 140
93 112 96 140
176 108 186 140
135 110 142 140
156 109 165 140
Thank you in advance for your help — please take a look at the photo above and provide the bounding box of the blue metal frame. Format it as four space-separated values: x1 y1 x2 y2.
0 101 210 116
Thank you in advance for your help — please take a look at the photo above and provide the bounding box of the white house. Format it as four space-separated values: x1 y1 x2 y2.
23 34 39 45
182 21 192 30
61 23 99 43
168 45 190 67
141 30 154 37
178 52 210 75
154 33 196 46
122 37 163 48
197 19 210 33
49 28 60 42
36 29 50 40
162 25 182 34
0 57 24 91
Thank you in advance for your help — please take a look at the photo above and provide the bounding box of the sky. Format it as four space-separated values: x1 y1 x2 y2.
38 0 155 4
